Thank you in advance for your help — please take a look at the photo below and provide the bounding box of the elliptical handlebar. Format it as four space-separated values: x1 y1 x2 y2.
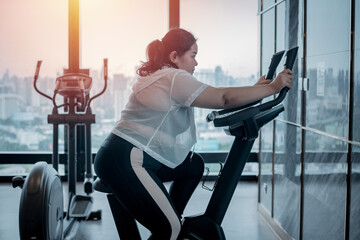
207 47 298 127
87 58 108 113
33 60 53 102
33 59 108 112
35 60 42 81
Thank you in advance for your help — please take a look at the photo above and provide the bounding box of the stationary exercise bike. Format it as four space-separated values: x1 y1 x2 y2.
93 47 298 240
180 48 298 239
12 58 108 240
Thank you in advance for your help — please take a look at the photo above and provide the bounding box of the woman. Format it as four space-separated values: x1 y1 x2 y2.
94 28 293 240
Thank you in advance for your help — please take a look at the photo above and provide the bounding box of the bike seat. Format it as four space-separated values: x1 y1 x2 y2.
94 178 113 194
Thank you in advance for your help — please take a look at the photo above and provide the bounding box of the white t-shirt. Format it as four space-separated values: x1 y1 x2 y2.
112 67 208 168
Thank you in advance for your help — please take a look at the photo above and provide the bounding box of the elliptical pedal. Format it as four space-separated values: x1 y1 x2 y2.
69 195 93 220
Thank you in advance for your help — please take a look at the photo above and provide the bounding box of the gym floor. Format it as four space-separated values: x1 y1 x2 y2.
0 181 279 240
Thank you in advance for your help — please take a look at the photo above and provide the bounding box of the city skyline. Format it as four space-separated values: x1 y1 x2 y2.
0 64 245 152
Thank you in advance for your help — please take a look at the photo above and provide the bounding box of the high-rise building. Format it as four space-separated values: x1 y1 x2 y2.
113 73 130 120
0 93 21 120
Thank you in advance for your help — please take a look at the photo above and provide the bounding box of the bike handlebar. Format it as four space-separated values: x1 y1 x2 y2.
207 47 298 126
206 49 286 122
256 47 298 112
265 50 285 80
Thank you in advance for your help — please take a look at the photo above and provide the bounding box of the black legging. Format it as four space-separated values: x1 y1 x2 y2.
94 133 204 240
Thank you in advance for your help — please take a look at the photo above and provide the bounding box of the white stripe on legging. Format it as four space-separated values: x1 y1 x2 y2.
130 147 181 240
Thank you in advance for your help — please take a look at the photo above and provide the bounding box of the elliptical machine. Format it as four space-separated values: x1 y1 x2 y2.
93 47 298 240
12 58 108 240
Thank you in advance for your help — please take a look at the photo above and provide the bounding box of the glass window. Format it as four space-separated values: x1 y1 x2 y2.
306 0 350 139
262 11 275 75
80 0 168 150
181 0 258 152
0 0 68 152
353 0 360 143
307 0 350 56
350 146 360 240
0 1 169 153
274 123 301 239
276 2 285 52
260 118 274 211
274 1 291 122
259 8 275 212
262 0 275 11
303 131 347 240
356 0 360 51
350 2 360 240
0 0 168 176
305 53 350 140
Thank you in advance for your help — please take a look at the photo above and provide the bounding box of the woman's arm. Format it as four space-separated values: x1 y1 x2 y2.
191 69 293 109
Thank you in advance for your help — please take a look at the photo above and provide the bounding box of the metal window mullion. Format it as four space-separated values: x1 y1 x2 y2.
258 0 286 15
299 0 307 239
271 2 278 219
258 0 264 204
345 0 355 239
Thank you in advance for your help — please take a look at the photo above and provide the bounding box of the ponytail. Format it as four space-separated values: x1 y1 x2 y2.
137 28 197 76
137 40 167 77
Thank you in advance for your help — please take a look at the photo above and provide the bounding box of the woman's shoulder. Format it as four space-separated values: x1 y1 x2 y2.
157 66 188 74
159 66 185 74
153 67 191 82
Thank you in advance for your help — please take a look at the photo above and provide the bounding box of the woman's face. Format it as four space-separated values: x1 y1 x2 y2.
174 43 198 75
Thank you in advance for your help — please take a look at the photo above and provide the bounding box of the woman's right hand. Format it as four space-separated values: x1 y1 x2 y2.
270 69 293 93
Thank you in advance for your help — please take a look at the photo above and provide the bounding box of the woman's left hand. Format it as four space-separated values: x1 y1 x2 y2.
254 75 272 86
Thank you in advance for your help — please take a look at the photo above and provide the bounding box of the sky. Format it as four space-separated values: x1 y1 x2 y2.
0 0 258 79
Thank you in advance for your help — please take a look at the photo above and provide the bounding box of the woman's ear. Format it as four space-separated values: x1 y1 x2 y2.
169 51 178 65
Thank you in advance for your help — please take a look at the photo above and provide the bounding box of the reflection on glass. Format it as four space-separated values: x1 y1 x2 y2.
259 9 275 212
260 96 275 211
274 121 302 154
306 53 350 140
306 0 350 140
353 49 360 142
276 2 285 52
307 0 350 56
303 130 347 240
274 2 290 122
350 145 360 240
274 122 300 239
262 11 275 75
350 4 360 239
262 0 275 11
356 1 360 51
